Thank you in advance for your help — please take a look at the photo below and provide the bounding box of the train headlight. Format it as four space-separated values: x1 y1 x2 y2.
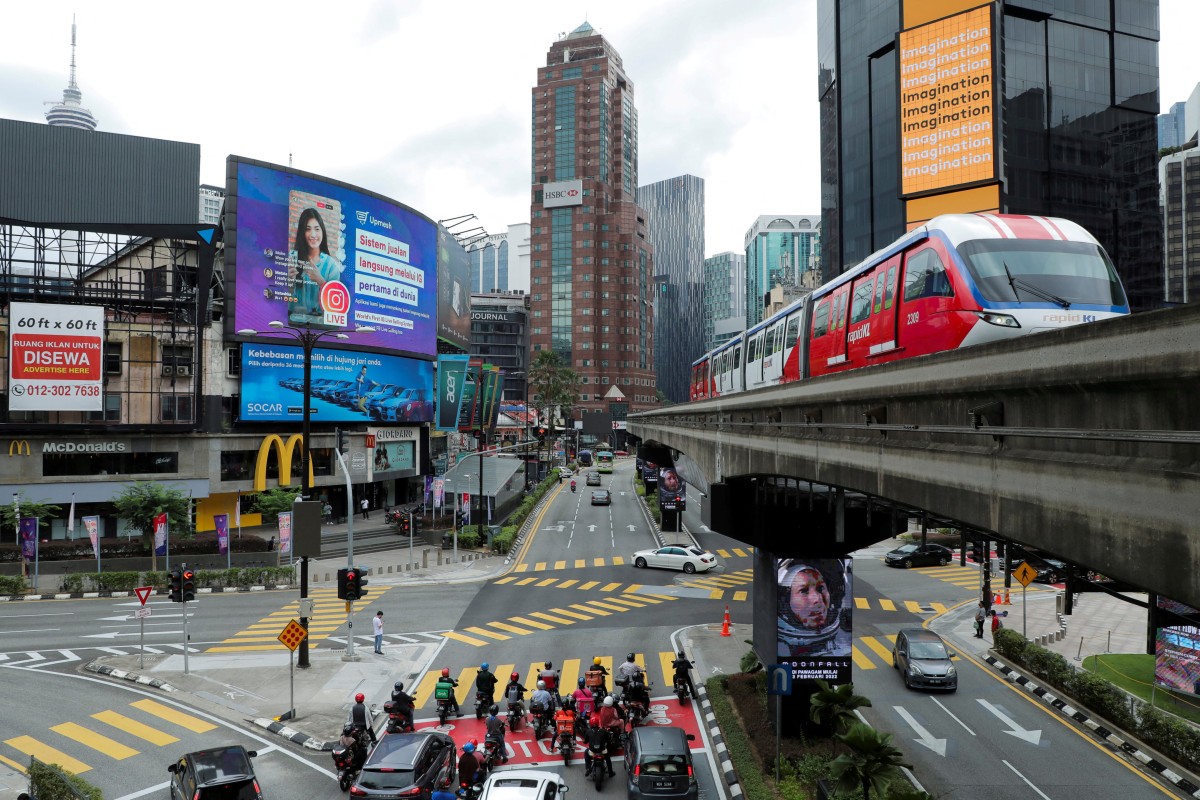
975 311 1021 328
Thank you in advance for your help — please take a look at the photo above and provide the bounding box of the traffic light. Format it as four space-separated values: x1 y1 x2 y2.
336 428 348 454
537 426 547 442
168 567 182 603
337 567 349 600
347 568 367 601
181 568 196 602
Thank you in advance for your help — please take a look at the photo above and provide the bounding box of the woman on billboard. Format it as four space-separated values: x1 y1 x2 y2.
288 207 344 323
776 558 852 658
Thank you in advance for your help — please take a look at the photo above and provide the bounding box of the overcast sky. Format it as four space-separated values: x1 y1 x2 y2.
2 1 1197 265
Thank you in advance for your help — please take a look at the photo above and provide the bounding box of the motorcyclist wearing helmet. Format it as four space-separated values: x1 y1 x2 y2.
470 738 487 773
458 743 481 786
615 652 643 691
349 691 377 744
389 681 416 730
584 712 614 778
503 671 527 704
530 680 554 723
572 676 595 718
570 479 577 492
623 670 650 715
776 559 852 658
597 694 624 736
436 668 462 717
485 705 509 763
584 657 608 695
671 651 697 698
476 662 499 707
537 660 560 700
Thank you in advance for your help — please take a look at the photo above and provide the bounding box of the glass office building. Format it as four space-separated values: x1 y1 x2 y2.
639 174 705 403
703 251 746 351
744 216 820 328
818 0 1163 311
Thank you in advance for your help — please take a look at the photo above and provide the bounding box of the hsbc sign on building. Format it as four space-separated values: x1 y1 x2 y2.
542 180 583 208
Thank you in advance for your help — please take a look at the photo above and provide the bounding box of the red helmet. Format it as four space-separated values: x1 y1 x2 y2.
511 671 520 681
355 692 365 703
441 668 450 677
470 738 479 747
589 714 601 727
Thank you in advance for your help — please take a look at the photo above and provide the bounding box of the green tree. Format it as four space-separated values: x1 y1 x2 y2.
251 487 302 523
111 482 193 549
0 496 62 531
529 349 581 439
808 680 872 735
828 722 911 800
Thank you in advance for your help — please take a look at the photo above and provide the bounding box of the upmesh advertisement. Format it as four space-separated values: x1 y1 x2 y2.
776 558 853 682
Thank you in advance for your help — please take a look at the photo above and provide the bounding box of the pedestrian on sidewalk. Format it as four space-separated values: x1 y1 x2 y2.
361 498 370 520
323 501 333 525
990 609 1005 639
373 610 384 654
974 602 986 638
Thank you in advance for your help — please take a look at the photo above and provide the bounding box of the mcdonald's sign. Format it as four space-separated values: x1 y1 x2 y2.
8 440 31 457
253 434 314 491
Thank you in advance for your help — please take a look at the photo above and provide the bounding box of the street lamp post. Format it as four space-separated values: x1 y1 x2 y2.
238 321 373 669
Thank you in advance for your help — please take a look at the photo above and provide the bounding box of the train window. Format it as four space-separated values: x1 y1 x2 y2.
873 272 886 313
772 325 784 354
734 345 741 369
851 279 874 324
904 248 954 301
883 264 898 309
834 292 847 330
812 301 830 338
785 316 800 346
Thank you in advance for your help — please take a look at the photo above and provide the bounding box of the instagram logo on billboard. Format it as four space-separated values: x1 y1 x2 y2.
321 280 351 327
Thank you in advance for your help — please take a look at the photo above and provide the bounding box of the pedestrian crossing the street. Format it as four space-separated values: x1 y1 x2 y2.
205 586 394 653
1 698 214 775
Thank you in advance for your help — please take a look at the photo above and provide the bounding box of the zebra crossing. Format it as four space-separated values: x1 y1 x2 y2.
509 547 753 574
0 643 197 670
0 698 215 776
205 585 395 653
492 567 754 602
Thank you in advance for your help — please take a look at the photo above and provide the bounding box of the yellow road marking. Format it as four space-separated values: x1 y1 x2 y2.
549 607 593 620
510 616 554 630
536 578 558 587
571 603 610 616
880 599 897 611
560 658 582 688
593 558 604 567
930 602 948 614
464 626 510 641
733 591 748 602
495 576 518 585
851 646 875 670
0 753 25 774
554 561 567 570
130 700 216 733
708 590 724 600
414 669 441 707
578 581 599 591
559 579 579 589
535 562 547 571
583 600 627 612
516 578 538 586
855 597 870 609
716 549 730 557
625 584 642 594
575 559 586 569
904 601 922 613
600 582 622 592
443 631 489 646
531 611 576 624
733 548 748 557
611 556 625 566
515 564 529 573
51 722 139 759
4 736 90 774
91 711 178 746
658 651 676 686
860 636 895 663
489 621 534 635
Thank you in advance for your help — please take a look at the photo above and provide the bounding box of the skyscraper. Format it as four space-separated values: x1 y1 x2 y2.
466 223 532 294
744 215 820 328
818 0 1162 311
1159 101 1188 150
44 17 98 131
703 251 746 351
639 174 705 403
529 22 658 422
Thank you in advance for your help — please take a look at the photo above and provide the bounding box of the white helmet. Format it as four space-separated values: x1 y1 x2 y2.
603 696 614 707
536 680 546 690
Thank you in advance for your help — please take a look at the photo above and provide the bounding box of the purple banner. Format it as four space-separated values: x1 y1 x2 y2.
83 516 100 559
153 512 168 556
424 476 435 506
19 517 37 560
214 514 230 556
433 478 446 508
277 512 293 555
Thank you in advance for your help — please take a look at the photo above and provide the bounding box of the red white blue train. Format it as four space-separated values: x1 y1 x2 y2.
690 214 1129 400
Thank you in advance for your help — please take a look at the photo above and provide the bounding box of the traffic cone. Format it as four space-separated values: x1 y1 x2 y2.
1003 589 1011 605
993 591 1002 606
720 605 731 637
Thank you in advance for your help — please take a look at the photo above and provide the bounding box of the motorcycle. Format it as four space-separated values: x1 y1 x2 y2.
570 482 577 493
436 696 452 726
483 735 504 771
624 697 648 729
332 729 369 791
586 743 608 790
383 700 414 734
474 691 491 720
673 672 692 703
530 701 553 740
554 716 576 765
507 700 525 732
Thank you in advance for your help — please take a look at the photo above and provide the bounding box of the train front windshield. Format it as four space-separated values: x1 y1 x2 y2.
956 239 1128 308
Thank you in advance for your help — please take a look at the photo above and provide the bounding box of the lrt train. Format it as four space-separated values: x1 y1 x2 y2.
690 214 1130 400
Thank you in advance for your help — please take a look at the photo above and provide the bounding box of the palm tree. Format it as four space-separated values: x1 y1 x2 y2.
528 350 581 458
808 680 872 735
828 722 912 800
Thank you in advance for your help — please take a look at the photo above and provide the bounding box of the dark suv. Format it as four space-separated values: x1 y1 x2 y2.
624 726 697 800
892 628 957 692
350 731 456 799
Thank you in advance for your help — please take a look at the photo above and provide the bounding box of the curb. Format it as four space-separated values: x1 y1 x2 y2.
85 661 177 692
248 717 332 751
0 584 294 602
694 683 744 799
984 655 1200 799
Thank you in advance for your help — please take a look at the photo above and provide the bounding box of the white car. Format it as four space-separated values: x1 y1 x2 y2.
476 769 568 800
632 545 717 574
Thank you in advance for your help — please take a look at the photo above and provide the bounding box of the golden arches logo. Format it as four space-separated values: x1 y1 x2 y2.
253 434 314 491
8 440 31 457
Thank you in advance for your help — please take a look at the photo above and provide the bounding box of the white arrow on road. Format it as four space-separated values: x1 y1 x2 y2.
893 706 948 757
627 525 637 532
588 525 597 532
977 699 1042 745
82 630 182 639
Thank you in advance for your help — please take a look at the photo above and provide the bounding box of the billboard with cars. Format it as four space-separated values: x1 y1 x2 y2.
240 343 433 423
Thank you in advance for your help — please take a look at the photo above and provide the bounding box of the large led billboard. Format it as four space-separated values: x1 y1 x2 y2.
776 558 853 683
898 4 996 197
240 343 433 424
227 158 438 357
1156 596 1200 697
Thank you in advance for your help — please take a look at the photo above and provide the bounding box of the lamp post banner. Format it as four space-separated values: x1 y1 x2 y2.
83 516 100 559
215 514 230 556
277 512 293 555
19 517 37 560
153 512 168 556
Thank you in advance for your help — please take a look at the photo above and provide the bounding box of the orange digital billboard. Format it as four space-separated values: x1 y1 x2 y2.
898 5 996 197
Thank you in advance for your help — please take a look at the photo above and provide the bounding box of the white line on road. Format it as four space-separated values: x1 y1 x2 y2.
1002 759 1054 799
931 697 976 735
978 699 1042 745
0 628 60 634
893 706 948 757
0 612 75 618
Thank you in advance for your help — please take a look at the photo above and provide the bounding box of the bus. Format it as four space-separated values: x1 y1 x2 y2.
596 449 614 474
578 449 593 468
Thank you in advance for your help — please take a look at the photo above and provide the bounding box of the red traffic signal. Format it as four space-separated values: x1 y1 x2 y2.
181 569 196 602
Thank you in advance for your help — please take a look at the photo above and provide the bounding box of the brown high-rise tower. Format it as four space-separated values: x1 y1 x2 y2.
530 22 658 429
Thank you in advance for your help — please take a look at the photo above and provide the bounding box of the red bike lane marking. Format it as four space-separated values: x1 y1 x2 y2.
408 696 704 766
